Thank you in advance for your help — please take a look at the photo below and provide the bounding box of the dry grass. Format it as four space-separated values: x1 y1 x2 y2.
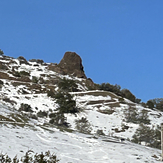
87 99 115 105
75 91 119 98
105 102 120 108
98 109 115 115
12 81 29 87
0 72 10 79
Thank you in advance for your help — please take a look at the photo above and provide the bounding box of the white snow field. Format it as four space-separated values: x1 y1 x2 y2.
0 104 161 163
0 121 161 163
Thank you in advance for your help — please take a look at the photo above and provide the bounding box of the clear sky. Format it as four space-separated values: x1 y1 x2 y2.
0 1 163 102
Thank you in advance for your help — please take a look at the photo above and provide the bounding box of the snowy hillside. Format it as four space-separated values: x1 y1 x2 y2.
0 104 161 163
0 54 162 162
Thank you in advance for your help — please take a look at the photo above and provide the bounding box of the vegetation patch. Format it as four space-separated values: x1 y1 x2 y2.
54 91 80 114
0 62 8 70
37 110 48 118
19 103 33 113
98 109 115 115
124 107 150 124
75 117 92 134
32 76 39 83
0 115 14 122
0 72 10 80
132 124 161 149
87 99 115 105
105 102 120 108
58 77 78 92
0 150 59 163
0 79 4 85
3 97 17 105
49 113 70 128
75 91 118 98
13 71 30 77
12 81 30 87
96 129 105 136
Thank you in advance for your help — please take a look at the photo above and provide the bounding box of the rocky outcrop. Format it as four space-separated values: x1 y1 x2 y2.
58 52 87 79
18 56 29 65
48 63 66 75
29 59 44 64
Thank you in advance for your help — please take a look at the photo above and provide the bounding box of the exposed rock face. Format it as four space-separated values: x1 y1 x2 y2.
18 56 29 65
48 63 66 75
58 52 87 79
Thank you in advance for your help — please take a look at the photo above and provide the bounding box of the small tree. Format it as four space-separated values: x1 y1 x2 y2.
135 98 141 104
121 89 136 102
146 100 154 109
138 109 150 124
58 77 78 92
149 98 163 111
49 113 70 127
55 91 79 114
124 107 138 123
47 89 55 98
75 117 92 134
32 76 39 83
98 83 122 96
0 150 59 163
124 107 150 124
132 124 161 149
0 49 4 55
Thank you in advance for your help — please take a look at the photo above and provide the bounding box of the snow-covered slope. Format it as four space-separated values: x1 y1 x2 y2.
0 54 162 162
0 104 161 163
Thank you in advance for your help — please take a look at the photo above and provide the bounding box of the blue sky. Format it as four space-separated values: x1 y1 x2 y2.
0 1 163 102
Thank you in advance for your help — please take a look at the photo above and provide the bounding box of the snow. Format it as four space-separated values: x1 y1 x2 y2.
0 115 161 163
0 55 163 162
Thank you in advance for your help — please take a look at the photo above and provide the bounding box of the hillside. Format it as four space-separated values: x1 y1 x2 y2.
0 52 162 162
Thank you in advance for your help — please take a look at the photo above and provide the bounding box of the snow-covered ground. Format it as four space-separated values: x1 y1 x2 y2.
0 101 162 162
0 55 163 162
0 118 161 162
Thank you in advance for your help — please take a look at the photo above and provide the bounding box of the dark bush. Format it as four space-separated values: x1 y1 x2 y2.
96 129 105 136
149 98 163 111
0 150 59 163
0 63 8 70
13 71 30 77
37 110 48 118
13 71 21 77
47 89 55 98
75 117 92 134
135 98 141 104
55 91 79 114
30 114 38 120
20 71 30 76
124 107 150 124
98 83 122 96
121 89 136 102
29 59 44 64
141 102 146 108
119 97 125 103
58 78 78 92
17 56 29 65
146 100 154 109
32 76 39 83
0 49 4 55
0 80 3 85
132 124 161 149
49 113 70 127
19 103 33 113
49 112 57 118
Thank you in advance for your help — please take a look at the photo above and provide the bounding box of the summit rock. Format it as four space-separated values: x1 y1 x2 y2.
58 52 87 79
